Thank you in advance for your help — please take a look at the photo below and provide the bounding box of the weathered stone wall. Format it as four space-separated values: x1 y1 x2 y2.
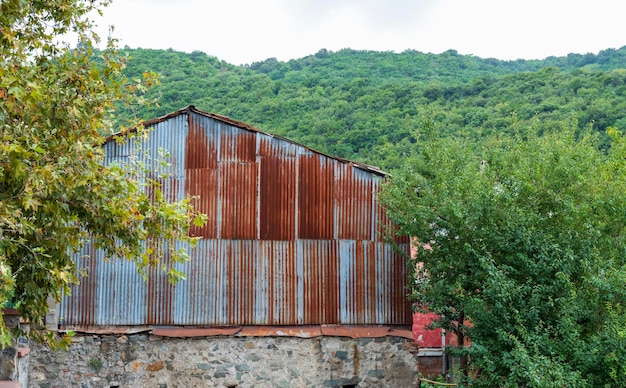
1 310 29 388
29 334 419 387
0 345 29 388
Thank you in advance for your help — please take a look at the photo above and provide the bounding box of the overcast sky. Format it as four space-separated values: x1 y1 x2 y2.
93 0 626 66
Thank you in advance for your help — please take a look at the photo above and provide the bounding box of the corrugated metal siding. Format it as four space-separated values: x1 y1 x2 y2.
300 239 339 324
61 243 97 325
219 162 257 239
259 155 296 240
186 115 218 238
90 248 146 326
335 164 374 240
298 155 334 239
59 108 411 327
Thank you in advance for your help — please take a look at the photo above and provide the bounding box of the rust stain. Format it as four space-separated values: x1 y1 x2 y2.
355 242 365 324
185 115 217 169
57 325 155 334
258 135 297 157
146 361 164 372
186 167 218 238
130 360 142 372
145 239 173 325
259 156 295 240
219 162 257 239
62 243 97 325
58 324 413 339
321 325 390 338
185 116 218 238
302 241 339 324
298 154 334 239
336 165 374 240
325 242 339 324
219 129 256 162
238 325 322 338
152 327 241 337
367 242 377 323
353 343 360 375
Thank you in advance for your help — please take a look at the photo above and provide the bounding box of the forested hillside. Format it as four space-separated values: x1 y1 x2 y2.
115 46 626 170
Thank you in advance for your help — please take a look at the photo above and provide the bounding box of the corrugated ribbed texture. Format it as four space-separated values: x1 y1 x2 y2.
335 165 374 240
259 155 296 240
298 155 334 239
59 108 411 327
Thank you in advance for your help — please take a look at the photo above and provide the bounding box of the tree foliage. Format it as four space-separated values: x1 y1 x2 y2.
106 46 626 169
380 123 626 387
0 0 203 347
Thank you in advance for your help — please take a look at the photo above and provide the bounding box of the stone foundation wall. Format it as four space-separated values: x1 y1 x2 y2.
1 310 29 388
0 345 29 388
29 334 419 387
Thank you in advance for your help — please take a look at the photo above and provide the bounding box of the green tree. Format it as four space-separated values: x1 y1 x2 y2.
106 46 626 170
0 0 204 347
380 123 626 387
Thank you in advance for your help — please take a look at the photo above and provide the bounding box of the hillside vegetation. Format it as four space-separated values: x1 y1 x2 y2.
115 46 626 170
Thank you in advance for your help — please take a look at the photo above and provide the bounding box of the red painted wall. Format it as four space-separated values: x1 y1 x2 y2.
410 240 464 348
412 312 444 347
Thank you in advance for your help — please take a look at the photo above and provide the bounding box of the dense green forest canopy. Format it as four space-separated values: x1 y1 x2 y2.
114 46 626 170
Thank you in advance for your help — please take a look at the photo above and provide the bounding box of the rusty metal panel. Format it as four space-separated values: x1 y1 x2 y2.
299 240 339 324
145 240 174 325
339 240 411 325
339 240 360 324
185 239 258 325
225 240 258 325
61 240 410 326
219 162 258 239
59 243 97 326
91 249 147 326
185 114 219 238
258 133 299 157
171 239 222 325
335 164 374 240
186 167 218 238
258 240 297 325
370 177 387 242
219 124 256 162
60 245 147 327
60 108 412 328
371 176 411 244
383 241 412 324
169 238 410 326
185 114 217 170
259 155 296 240
298 155 335 239
171 239 298 326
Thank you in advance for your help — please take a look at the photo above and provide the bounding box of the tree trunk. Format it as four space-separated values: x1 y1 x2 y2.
458 310 468 377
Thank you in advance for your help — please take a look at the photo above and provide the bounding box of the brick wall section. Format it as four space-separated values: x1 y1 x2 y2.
416 356 442 377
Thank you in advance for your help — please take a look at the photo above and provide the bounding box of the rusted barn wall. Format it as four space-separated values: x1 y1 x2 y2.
59 106 411 328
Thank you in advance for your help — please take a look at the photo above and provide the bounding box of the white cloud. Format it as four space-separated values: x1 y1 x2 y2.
93 0 626 64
